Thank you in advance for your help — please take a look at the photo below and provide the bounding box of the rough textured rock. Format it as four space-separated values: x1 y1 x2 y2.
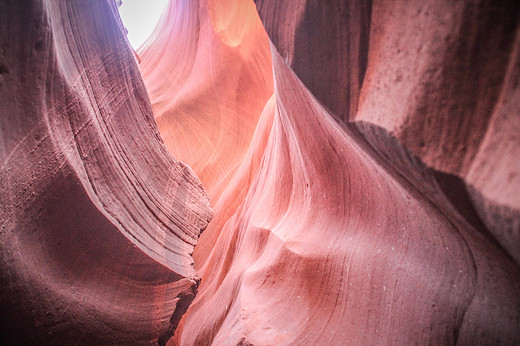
0 0 211 344
1 0 519 344
255 0 372 121
354 0 520 266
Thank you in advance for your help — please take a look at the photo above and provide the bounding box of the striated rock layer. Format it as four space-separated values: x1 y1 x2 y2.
136 0 520 344
1 0 519 344
138 0 273 200
0 0 212 344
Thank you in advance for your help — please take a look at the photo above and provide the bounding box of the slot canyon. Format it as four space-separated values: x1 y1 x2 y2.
1 0 519 344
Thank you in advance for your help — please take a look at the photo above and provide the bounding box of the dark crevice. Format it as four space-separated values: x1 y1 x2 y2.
34 39 44 51
433 170 489 235
158 278 200 346
0 63 8 75
292 0 372 121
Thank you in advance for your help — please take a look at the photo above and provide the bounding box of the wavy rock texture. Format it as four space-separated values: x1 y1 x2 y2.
1 0 519 345
138 0 273 200
0 1 211 344
136 0 520 345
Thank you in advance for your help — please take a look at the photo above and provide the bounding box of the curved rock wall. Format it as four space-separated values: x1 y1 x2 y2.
0 1 211 344
138 0 273 199
137 0 520 344
1 0 519 344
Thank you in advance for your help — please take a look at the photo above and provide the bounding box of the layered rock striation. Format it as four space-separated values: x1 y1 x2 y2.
139 0 520 344
0 1 211 344
1 0 519 345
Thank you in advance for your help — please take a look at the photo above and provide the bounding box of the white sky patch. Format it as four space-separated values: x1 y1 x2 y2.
118 0 169 50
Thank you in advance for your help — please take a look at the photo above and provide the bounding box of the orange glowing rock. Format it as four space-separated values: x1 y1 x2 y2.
138 0 273 201
139 0 520 344
1 0 519 344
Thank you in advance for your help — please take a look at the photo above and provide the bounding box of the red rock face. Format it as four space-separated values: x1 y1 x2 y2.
1 0 519 345
139 0 520 344
0 1 211 344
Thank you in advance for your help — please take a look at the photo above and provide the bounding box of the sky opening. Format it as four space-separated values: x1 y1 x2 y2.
118 0 169 50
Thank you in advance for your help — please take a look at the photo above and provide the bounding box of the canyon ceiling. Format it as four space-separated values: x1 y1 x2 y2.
1 0 519 345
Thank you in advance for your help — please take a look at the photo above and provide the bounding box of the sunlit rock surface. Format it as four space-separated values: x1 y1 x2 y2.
0 1 211 344
138 0 273 201
139 0 520 345
1 0 519 345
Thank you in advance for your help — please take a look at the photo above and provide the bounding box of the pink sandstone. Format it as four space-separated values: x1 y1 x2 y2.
1 0 519 344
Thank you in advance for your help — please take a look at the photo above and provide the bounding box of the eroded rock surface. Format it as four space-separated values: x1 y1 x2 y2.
1 0 519 344
138 0 520 344
0 1 211 344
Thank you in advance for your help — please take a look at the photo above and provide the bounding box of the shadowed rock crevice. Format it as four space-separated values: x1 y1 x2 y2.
294 0 372 120
158 278 200 346
432 170 488 235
